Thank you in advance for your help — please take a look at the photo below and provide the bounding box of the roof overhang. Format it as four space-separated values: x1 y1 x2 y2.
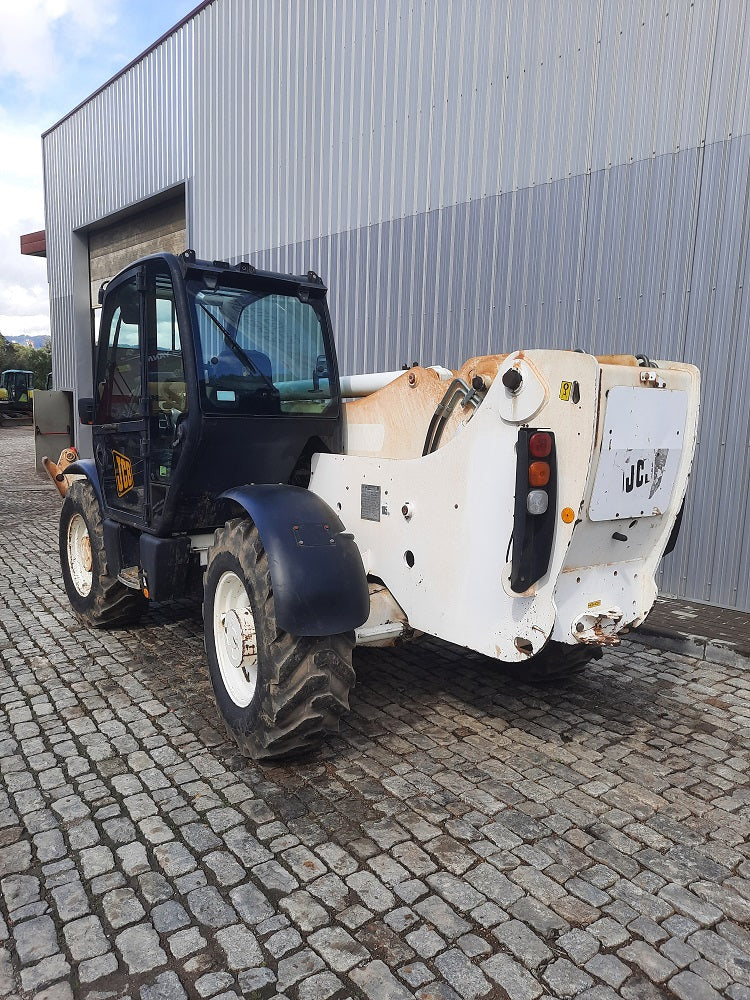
20 231 46 257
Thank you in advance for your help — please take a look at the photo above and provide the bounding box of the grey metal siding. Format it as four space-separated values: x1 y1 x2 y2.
680 136 750 610
42 0 750 610
42 14 196 398
240 142 750 611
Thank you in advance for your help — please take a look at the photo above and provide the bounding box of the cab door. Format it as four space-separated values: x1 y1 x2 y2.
144 261 188 532
93 267 148 526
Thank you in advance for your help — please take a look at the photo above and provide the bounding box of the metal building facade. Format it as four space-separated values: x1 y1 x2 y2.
42 0 750 611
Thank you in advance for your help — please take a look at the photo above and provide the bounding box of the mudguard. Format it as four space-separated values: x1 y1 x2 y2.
221 484 369 636
60 459 104 506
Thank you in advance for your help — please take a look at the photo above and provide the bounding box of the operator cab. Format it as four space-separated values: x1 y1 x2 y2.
85 252 343 536
0 369 34 403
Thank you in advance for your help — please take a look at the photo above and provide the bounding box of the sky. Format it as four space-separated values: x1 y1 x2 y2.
0 0 201 343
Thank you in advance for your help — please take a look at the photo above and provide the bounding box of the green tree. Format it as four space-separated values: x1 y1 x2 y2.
0 335 52 389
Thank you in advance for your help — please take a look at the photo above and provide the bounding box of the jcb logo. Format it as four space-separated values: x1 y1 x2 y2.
113 450 134 497
623 458 650 494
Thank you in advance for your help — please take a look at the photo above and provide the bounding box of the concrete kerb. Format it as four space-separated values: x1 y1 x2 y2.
628 624 750 670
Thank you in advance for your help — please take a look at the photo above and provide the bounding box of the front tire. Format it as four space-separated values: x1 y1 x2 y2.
204 518 355 761
59 480 147 627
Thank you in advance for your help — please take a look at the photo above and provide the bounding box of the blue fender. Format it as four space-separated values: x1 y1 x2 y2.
62 459 104 507
221 484 369 637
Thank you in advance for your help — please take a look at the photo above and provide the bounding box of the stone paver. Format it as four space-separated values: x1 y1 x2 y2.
308 925 369 971
482 953 543 1000
215 924 263 970
15 915 59 964
186 884 236 927
0 425 749 999
116 923 168 973
63 914 110 961
493 918 553 969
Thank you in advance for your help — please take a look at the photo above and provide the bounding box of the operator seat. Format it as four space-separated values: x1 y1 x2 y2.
213 348 273 380
209 348 280 413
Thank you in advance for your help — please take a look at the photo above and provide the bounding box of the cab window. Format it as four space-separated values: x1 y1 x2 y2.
187 279 337 416
147 269 188 496
96 275 141 423
149 273 186 415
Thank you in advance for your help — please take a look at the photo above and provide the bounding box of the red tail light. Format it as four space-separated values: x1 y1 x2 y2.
511 429 557 593
529 432 552 458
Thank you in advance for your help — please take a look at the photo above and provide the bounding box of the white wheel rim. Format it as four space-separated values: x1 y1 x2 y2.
213 570 258 708
67 513 93 597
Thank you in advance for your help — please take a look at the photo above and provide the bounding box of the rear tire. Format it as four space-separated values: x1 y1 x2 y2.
59 480 148 627
512 641 603 683
203 518 355 761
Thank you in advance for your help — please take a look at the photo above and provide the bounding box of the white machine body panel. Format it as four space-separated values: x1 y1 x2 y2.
552 362 699 645
309 352 700 661
589 386 688 521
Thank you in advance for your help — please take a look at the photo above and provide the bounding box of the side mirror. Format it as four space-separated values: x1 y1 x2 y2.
78 397 95 425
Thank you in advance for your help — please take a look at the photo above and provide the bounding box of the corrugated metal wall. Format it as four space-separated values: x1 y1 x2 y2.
42 0 750 610
42 18 196 392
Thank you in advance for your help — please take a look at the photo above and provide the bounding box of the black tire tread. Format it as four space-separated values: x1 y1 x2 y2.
60 481 147 628
514 640 603 684
205 518 355 761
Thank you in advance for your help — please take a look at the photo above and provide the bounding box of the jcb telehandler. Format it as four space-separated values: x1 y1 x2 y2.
54 251 700 760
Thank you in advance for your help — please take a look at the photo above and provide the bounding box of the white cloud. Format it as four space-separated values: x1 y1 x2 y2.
0 0 197 346
0 113 44 203
0 311 50 341
0 2 119 343
0 110 49 338
0 1 119 93
0 252 48 339
0 274 48 316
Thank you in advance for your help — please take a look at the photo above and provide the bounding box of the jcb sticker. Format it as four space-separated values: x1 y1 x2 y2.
113 450 134 497
587 600 601 609
559 381 572 401
623 458 650 493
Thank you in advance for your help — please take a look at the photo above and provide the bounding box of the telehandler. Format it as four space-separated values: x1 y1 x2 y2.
52 251 700 760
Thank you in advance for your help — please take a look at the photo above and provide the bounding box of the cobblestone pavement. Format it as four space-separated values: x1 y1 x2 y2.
0 425 749 1000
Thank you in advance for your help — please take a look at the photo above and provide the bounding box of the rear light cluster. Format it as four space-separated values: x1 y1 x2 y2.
510 429 557 593
527 432 553 509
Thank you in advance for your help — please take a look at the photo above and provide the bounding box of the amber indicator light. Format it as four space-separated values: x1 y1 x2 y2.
528 461 551 487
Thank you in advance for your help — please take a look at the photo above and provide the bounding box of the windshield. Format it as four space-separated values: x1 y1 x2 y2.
187 280 338 416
